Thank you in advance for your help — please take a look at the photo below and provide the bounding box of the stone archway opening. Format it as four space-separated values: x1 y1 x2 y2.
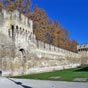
0 71 2 76
19 48 26 58
19 48 26 74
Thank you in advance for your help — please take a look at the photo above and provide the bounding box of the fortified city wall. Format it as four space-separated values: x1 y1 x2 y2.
0 9 81 76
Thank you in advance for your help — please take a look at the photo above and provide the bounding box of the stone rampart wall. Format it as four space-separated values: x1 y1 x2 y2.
0 9 81 76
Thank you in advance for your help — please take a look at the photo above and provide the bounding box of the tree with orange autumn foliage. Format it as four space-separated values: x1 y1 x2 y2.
0 0 78 52
2 0 31 14
27 6 53 43
0 1 3 10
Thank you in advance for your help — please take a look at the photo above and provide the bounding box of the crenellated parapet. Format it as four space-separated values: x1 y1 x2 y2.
0 9 81 59
33 39 80 59
77 44 88 52
77 44 88 64
0 9 33 33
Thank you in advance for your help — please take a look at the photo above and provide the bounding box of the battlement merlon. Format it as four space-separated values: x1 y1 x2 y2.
0 9 33 33
77 44 88 52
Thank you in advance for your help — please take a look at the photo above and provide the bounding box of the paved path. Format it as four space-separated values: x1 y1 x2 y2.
0 77 88 88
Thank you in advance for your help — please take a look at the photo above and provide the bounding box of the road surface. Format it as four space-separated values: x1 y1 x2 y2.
0 77 88 88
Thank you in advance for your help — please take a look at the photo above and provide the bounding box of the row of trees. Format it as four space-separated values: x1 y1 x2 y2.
0 0 78 52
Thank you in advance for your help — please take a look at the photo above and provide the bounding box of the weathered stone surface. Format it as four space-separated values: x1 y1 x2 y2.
0 9 81 76
77 44 88 64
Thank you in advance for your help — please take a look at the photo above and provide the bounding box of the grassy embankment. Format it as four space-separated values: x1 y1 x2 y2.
13 65 88 81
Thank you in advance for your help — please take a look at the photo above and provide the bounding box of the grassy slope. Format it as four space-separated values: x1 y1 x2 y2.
13 66 88 81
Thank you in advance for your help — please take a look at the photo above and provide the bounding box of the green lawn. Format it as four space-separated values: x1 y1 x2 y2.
13 65 88 81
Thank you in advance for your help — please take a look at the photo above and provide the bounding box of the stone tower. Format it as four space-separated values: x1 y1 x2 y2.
77 44 88 64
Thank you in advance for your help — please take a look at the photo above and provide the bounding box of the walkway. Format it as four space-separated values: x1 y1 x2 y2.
0 77 88 88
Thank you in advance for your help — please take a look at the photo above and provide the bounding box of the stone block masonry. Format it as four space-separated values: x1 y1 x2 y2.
0 9 82 76
77 44 88 64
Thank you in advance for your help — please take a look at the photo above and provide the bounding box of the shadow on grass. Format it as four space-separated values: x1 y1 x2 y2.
8 78 32 88
75 67 88 72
